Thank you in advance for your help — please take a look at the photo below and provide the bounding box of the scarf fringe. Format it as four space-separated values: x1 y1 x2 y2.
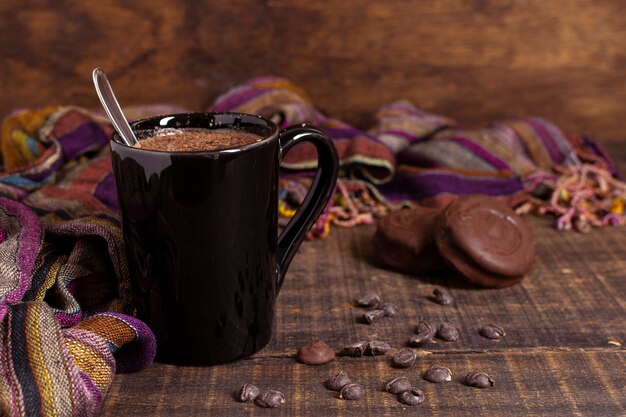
282 159 626 238
279 178 409 239
516 159 626 232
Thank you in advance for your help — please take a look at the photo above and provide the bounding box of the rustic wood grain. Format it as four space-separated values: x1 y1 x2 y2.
99 351 626 416
98 143 626 416
1 0 625 140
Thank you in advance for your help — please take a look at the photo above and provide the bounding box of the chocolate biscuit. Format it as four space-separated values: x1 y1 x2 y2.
434 194 535 288
374 207 446 274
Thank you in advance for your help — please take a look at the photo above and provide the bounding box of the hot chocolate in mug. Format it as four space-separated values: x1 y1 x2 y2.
111 112 339 365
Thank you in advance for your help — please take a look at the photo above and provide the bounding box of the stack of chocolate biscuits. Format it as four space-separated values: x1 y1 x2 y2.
374 194 535 288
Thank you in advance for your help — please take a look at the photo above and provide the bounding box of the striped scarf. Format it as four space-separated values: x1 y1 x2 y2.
211 77 623 234
0 107 156 417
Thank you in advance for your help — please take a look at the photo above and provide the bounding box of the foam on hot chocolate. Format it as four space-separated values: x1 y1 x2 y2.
137 128 261 152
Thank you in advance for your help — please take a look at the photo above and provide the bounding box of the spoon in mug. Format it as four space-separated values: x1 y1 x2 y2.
92 67 140 147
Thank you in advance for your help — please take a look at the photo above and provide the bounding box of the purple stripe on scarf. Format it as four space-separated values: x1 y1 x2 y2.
380 172 523 201
57 122 108 162
79 371 103 404
94 174 118 209
448 135 511 170
524 118 565 164
382 129 420 143
0 198 42 320
55 310 84 327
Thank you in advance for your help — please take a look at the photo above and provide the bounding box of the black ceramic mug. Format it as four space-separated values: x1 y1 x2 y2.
111 112 338 365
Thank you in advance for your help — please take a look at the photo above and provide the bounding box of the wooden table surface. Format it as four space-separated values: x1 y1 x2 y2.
98 147 626 417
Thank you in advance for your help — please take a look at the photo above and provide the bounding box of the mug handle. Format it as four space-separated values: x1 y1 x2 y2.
276 124 339 290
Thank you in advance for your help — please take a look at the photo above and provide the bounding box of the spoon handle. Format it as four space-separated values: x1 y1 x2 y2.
92 68 140 147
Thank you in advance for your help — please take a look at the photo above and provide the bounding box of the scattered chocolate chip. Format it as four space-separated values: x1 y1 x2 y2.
392 348 416 368
339 383 365 400
356 292 381 308
409 333 431 347
479 324 506 339
385 377 412 394
363 309 385 324
432 287 453 305
416 319 434 335
465 372 494 388
236 383 260 402
398 387 425 406
255 390 286 408
325 371 351 391
423 365 452 383
366 340 391 356
409 320 434 347
296 341 335 365
380 302 399 317
340 341 368 357
436 322 459 341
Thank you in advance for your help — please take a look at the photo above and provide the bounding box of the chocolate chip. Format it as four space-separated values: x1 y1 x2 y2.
409 320 434 347
416 319 434 335
432 287 453 305
339 341 368 357
356 292 381 308
409 333 431 347
236 383 260 402
479 324 506 339
339 383 365 400
423 365 452 383
380 302 399 317
325 371 351 391
465 372 494 388
296 341 335 365
385 377 412 394
366 340 391 356
392 348 416 368
398 387 425 406
363 309 385 324
436 322 459 341
255 390 286 408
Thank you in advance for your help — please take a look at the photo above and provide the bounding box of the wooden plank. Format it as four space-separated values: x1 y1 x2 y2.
99 351 626 416
1 0 626 140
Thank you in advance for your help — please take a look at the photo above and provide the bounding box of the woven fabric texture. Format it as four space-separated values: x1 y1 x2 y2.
0 107 156 417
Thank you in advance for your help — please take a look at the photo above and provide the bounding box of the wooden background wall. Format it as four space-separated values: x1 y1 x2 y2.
1 0 625 140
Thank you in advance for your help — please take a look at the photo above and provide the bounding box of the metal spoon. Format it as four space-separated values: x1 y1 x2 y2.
92 67 140 147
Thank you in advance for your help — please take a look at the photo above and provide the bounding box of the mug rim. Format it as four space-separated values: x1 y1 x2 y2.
110 111 279 155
